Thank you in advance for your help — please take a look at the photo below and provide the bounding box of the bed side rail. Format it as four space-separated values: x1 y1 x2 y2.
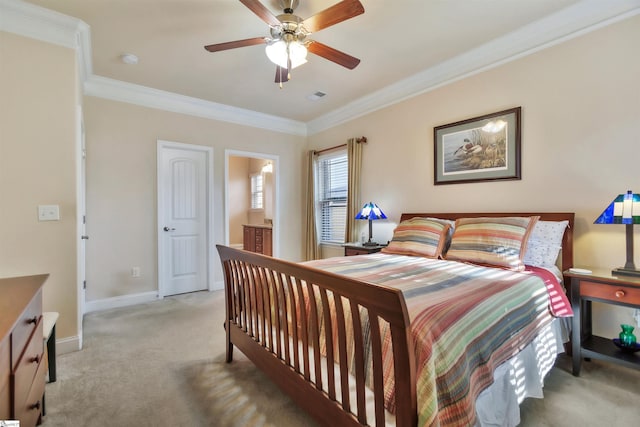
217 245 417 427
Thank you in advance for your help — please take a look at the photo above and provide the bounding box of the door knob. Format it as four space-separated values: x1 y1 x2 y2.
163 226 176 232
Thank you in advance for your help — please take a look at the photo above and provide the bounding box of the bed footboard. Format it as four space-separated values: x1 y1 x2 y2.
217 245 417 427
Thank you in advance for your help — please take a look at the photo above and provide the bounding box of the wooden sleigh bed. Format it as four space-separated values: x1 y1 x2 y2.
217 212 575 427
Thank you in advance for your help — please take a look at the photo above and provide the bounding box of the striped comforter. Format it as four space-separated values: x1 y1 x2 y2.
306 253 568 427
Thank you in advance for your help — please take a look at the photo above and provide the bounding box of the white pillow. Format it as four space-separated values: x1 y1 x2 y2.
523 220 569 268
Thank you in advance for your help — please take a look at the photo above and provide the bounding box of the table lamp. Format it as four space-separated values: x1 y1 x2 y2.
594 190 640 277
355 202 387 246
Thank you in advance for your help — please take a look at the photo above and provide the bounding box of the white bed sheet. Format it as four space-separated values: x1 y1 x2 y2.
297 317 569 426
474 317 570 427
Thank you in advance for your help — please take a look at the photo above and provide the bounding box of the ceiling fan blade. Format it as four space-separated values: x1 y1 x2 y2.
302 0 364 33
274 66 289 83
240 0 281 27
204 37 266 53
307 41 360 69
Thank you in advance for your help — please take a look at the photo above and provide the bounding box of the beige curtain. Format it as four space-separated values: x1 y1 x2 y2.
345 138 363 243
305 150 319 260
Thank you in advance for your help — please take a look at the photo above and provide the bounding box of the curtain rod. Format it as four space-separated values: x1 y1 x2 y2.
313 137 367 155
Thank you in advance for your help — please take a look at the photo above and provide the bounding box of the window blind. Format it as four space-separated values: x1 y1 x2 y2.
316 151 347 243
250 173 263 209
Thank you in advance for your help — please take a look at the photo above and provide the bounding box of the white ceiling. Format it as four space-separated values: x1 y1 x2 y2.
15 0 640 130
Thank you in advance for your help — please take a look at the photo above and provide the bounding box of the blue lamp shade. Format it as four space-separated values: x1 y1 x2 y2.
594 190 640 277
355 202 387 246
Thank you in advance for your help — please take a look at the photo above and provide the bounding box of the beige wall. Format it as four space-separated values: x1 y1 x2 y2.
228 156 250 245
308 15 640 338
84 97 305 301
0 32 79 341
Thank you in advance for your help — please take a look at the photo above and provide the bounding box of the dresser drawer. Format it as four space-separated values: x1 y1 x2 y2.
14 350 46 427
0 337 10 420
580 281 640 305
13 320 44 414
11 289 42 370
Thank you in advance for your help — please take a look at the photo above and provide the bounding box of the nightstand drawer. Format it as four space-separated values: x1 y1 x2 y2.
343 243 386 256
345 248 367 256
581 281 640 305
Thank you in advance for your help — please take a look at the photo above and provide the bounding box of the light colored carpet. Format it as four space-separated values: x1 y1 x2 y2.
42 290 639 427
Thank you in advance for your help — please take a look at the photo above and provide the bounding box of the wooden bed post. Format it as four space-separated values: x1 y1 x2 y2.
221 259 234 362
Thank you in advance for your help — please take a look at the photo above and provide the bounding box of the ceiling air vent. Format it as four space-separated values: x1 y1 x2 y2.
307 91 327 101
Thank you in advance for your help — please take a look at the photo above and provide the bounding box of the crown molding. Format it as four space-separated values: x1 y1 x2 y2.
2 0 639 137
84 75 307 136
0 0 93 82
0 0 306 136
307 0 640 134
0 0 83 48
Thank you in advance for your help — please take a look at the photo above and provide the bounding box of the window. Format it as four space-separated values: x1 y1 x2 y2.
316 150 348 243
250 173 264 210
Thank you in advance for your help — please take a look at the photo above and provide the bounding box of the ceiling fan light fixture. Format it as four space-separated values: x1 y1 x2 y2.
265 40 307 69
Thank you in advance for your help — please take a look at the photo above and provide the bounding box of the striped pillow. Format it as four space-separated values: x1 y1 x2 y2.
445 216 539 271
381 217 451 259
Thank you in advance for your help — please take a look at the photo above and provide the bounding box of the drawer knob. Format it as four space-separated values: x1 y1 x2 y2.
31 354 41 364
615 290 626 298
30 401 41 410
27 316 38 324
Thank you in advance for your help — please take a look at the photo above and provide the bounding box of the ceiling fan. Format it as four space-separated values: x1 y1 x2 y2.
204 0 365 85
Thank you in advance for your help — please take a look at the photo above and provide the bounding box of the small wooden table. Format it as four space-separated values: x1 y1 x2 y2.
343 243 386 256
564 268 640 376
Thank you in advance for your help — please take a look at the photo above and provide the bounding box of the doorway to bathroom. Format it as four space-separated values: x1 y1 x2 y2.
225 150 278 257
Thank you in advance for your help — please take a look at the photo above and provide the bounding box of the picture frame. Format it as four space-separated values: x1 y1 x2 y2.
434 107 521 185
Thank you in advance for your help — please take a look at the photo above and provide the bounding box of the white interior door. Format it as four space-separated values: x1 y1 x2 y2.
158 142 211 296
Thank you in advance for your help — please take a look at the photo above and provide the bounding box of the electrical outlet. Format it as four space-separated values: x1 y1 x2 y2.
131 267 141 278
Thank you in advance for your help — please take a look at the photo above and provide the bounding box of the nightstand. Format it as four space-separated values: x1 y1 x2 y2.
564 269 640 376
343 243 386 256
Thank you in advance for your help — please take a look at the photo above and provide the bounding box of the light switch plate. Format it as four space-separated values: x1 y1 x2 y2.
38 205 60 221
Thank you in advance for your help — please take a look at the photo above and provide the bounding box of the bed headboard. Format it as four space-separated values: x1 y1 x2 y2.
399 212 575 272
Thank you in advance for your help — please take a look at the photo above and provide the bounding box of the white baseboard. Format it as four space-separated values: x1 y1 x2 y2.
56 335 81 355
85 291 159 313
211 280 224 291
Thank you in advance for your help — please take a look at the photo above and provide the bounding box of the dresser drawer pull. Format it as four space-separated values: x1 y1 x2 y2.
31 354 41 364
30 401 41 410
615 290 626 298
27 316 38 324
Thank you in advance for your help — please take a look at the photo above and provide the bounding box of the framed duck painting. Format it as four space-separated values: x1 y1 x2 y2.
434 107 521 185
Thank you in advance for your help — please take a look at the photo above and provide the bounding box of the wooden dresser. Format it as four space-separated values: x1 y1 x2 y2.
0 274 48 426
243 224 272 256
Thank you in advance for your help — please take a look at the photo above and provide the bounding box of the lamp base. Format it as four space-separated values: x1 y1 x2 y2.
612 267 640 278
363 241 380 247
